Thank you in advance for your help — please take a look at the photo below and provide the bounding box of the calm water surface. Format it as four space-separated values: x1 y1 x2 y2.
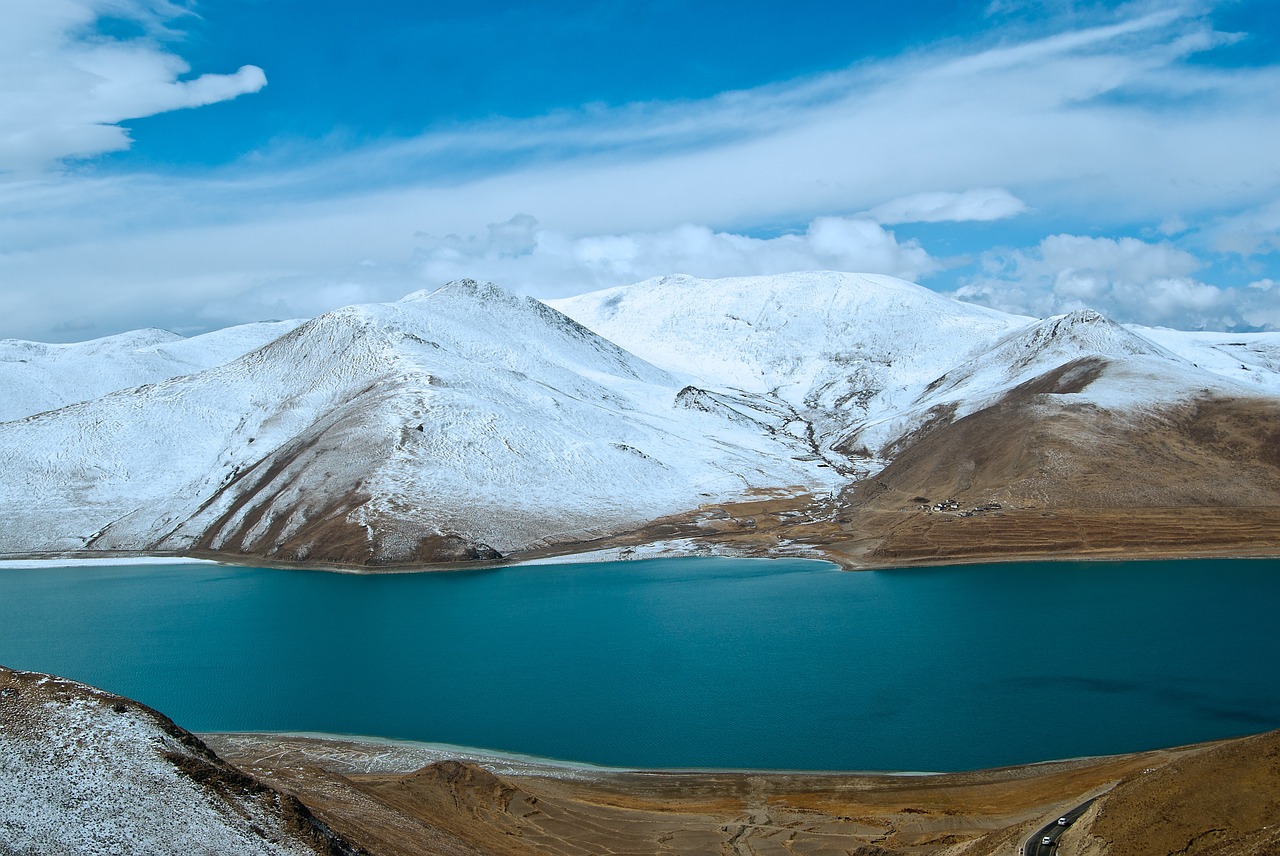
1 557 1277 771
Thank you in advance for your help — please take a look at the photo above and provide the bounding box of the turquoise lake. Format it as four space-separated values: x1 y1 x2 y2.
1 556 1277 772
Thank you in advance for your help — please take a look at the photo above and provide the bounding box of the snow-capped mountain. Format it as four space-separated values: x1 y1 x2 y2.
549 272 1026 445
0 280 842 564
2 272 1277 567
0 320 302 422
550 273 1273 463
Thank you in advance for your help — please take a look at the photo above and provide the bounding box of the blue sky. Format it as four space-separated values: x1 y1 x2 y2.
2 0 1279 340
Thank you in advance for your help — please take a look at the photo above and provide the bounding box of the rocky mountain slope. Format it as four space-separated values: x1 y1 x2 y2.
2 272 1279 568
0 666 358 855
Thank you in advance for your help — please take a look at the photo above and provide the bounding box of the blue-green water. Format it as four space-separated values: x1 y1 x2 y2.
1 557 1277 771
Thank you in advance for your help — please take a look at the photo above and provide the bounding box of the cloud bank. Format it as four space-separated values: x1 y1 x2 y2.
412 214 938 297
0 0 1278 338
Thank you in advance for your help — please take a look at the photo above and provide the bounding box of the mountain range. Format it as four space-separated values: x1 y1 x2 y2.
3 271 1279 568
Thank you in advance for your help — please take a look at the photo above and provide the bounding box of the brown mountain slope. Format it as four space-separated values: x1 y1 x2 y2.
1063 728 1280 856
826 358 1280 567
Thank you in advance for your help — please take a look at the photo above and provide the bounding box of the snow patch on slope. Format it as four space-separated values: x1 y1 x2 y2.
837 309 1262 458
1127 326 1280 396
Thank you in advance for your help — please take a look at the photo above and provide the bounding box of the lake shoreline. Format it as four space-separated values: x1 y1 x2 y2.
199 730 961 779
4 532 1280 574
199 728 1214 780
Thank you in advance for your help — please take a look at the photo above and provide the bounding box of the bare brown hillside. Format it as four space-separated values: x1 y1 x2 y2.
1067 729 1280 856
209 729 1280 856
820 359 1280 568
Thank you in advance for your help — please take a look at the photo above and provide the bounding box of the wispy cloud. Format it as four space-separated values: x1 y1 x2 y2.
0 0 264 175
868 189 1028 225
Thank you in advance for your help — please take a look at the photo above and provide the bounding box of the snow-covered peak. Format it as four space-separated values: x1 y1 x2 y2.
366 279 673 386
915 308 1185 404
548 271 1030 397
1012 309 1180 362
4 271 1280 568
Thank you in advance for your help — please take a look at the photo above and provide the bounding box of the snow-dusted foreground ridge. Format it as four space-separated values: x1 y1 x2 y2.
3 272 1280 567
0 666 354 854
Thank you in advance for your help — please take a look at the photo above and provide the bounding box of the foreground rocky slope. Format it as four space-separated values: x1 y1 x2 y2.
7 665 1274 855
0 666 357 855
2 271 1279 568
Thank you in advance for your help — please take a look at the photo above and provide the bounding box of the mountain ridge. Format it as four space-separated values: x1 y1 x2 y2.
2 272 1278 568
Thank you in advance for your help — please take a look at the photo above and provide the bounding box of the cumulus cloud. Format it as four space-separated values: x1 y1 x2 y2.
953 234 1279 329
868 188 1028 225
0 0 265 174
411 214 938 297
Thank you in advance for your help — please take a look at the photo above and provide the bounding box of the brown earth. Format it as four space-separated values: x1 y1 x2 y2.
822 380 1280 569
1067 729 1280 856
204 730 1280 856
502 374 1280 572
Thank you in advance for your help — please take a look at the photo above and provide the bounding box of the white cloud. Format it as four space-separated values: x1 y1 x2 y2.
0 0 265 174
1241 279 1280 329
868 188 1028 224
953 234 1279 329
2 1 1279 338
410 214 938 298
196 0 1277 238
1209 199 1280 257
1157 214 1189 236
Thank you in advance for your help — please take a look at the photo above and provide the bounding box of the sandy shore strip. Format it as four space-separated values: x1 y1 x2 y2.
204 731 1131 782
201 732 652 779
0 554 224 570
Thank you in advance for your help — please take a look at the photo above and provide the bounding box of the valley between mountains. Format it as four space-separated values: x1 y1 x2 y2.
3 271 1279 569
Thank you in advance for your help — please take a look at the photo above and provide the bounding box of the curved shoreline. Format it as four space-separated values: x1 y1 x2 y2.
200 730 965 779
206 728 1280 856
199 729 1217 781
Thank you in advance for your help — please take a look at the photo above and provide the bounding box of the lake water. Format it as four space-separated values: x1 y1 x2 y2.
1 556 1277 772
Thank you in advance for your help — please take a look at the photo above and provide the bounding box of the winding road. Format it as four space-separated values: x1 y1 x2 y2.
1022 798 1096 855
